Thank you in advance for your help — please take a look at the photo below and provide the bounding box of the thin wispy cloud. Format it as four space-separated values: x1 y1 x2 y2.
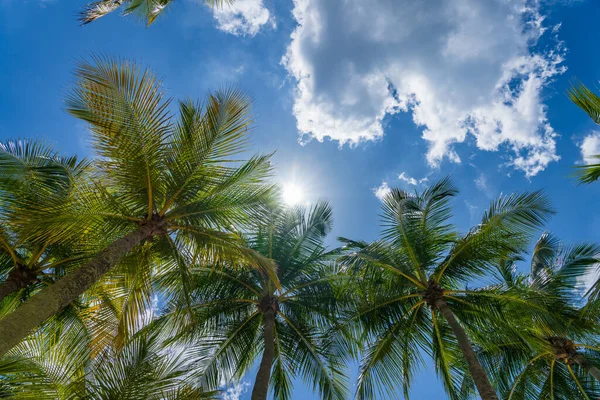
474 172 494 197
464 200 479 222
399 172 428 186
283 0 566 177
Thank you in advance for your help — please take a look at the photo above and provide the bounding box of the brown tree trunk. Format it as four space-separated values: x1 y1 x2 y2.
0 277 24 304
0 226 153 358
0 265 39 303
573 353 600 383
251 309 275 400
434 298 499 400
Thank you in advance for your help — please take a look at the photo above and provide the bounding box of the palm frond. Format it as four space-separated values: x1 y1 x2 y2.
79 0 235 25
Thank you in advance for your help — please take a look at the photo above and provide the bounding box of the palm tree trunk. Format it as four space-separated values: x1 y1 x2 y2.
0 266 39 303
251 309 275 400
0 225 154 358
573 353 600 382
0 278 24 304
434 298 499 400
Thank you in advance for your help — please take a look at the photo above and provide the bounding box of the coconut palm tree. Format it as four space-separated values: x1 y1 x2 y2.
0 314 220 399
569 83 600 183
0 57 275 358
467 233 600 399
80 0 233 26
0 141 92 303
159 200 349 400
338 178 553 400
0 228 225 399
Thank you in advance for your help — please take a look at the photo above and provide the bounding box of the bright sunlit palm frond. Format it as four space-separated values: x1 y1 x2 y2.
0 57 276 359
80 0 235 26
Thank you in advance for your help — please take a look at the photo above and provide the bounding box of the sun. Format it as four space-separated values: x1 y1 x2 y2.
282 183 305 206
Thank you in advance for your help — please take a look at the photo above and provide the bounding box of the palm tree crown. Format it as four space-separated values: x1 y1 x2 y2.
160 200 348 400
0 57 275 358
0 315 219 399
471 233 600 399
339 178 554 400
0 141 93 303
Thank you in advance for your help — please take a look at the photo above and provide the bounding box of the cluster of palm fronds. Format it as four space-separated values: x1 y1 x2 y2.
78 0 233 25
1 58 600 400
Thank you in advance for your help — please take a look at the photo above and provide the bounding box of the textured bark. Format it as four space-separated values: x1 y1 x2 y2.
0 280 22 304
573 353 600 383
435 299 499 400
251 309 275 400
0 226 153 358
0 265 39 303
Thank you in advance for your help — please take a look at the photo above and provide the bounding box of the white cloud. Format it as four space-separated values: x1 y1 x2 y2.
222 381 250 400
580 132 600 165
398 172 428 186
212 0 275 36
283 0 565 177
373 181 391 201
474 172 494 197
399 172 417 186
464 200 479 221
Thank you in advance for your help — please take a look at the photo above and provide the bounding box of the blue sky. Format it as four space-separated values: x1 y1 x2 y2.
2 0 600 398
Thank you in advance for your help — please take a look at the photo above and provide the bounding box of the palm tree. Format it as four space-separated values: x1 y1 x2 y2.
470 233 600 399
338 178 553 400
0 141 92 302
159 200 349 400
569 83 600 183
0 315 220 399
0 228 225 399
80 0 233 26
0 57 275 358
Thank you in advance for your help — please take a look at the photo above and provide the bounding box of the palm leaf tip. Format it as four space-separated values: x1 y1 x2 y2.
483 190 554 232
80 0 124 24
575 158 600 184
569 83 600 125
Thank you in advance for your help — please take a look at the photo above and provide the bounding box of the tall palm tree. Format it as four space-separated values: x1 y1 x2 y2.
0 57 275 358
569 83 600 183
0 141 92 302
469 233 600 399
159 200 349 400
80 0 233 26
339 179 553 400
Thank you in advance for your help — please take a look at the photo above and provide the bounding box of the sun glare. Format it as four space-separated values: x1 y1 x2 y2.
282 183 304 206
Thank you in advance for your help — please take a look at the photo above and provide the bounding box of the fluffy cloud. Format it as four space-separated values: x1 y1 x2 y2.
212 0 274 36
282 0 566 177
580 132 600 164
373 181 391 201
